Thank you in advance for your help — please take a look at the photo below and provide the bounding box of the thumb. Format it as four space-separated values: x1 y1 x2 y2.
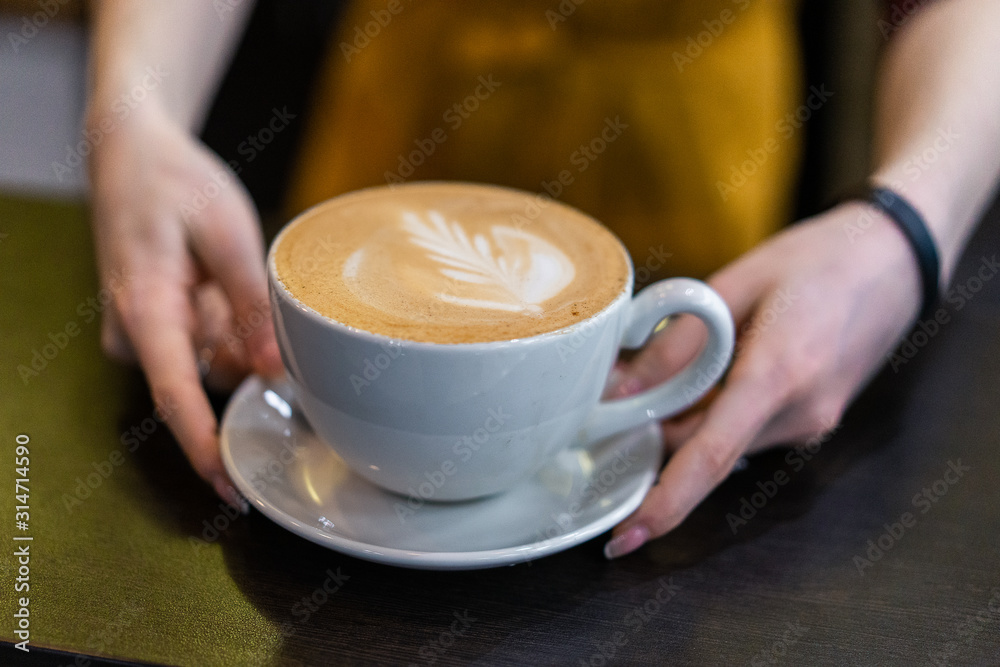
187 171 284 379
249 317 284 379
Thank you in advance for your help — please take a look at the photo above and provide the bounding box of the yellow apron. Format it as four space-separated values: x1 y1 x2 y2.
288 0 802 278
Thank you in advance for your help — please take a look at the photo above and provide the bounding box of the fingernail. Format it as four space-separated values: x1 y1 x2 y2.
219 482 250 515
197 346 215 377
615 377 644 399
259 338 285 377
604 525 650 560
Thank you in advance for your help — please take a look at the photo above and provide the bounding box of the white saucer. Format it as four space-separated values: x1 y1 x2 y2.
220 376 662 570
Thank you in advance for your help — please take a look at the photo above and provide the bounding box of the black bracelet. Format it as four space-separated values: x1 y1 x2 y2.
841 184 941 320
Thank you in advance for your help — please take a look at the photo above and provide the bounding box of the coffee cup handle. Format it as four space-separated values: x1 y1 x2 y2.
580 278 735 444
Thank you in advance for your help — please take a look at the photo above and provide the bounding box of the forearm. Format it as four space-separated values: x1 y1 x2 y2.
870 0 1000 285
86 0 254 132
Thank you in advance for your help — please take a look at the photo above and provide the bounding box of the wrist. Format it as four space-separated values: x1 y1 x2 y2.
838 200 924 321
86 64 173 134
869 164 970 289
839 185 940 320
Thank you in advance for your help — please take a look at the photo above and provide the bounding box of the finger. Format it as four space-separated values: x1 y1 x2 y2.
604 343 792 558
611 313 706 398
100 305 137 363
193 283 254 391
659 410 706 451
200 342 253 392
613 257 771 399
740 396 842 455
119 278 241 506
185 175 283 378
707 259 771 325
602 360 629 399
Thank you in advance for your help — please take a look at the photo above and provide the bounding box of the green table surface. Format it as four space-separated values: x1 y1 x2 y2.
2 192 1000 666
1 195 282 664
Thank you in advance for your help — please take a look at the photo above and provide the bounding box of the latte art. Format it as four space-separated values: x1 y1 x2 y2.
344 210 577 315
274 183 629 343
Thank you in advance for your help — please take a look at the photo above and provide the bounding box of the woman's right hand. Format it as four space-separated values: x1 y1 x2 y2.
87 99 284 505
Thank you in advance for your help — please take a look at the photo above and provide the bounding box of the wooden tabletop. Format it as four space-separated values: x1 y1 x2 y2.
2 193 999 666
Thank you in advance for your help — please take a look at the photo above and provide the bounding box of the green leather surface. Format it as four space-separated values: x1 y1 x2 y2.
0 195 282 665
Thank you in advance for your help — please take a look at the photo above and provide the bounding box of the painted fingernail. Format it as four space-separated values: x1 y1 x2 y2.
604 525 650 560
258 338 285 377
220 483 250 515
197 346 215 377
616 377 644 399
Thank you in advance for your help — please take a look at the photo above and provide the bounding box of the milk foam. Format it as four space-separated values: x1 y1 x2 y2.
274 183 630 343
342 210 577 316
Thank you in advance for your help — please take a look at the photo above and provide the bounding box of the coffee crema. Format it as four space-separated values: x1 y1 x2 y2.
273 183 630 343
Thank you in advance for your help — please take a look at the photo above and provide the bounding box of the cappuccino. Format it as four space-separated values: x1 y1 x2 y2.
274 183 630 343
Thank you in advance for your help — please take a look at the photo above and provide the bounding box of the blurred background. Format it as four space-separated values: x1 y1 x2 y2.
0 0 880 222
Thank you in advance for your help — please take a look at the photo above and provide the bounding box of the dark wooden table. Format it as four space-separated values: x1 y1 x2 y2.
3 192 999 666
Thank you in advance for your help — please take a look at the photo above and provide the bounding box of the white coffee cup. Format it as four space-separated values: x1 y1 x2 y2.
268 195 734 501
